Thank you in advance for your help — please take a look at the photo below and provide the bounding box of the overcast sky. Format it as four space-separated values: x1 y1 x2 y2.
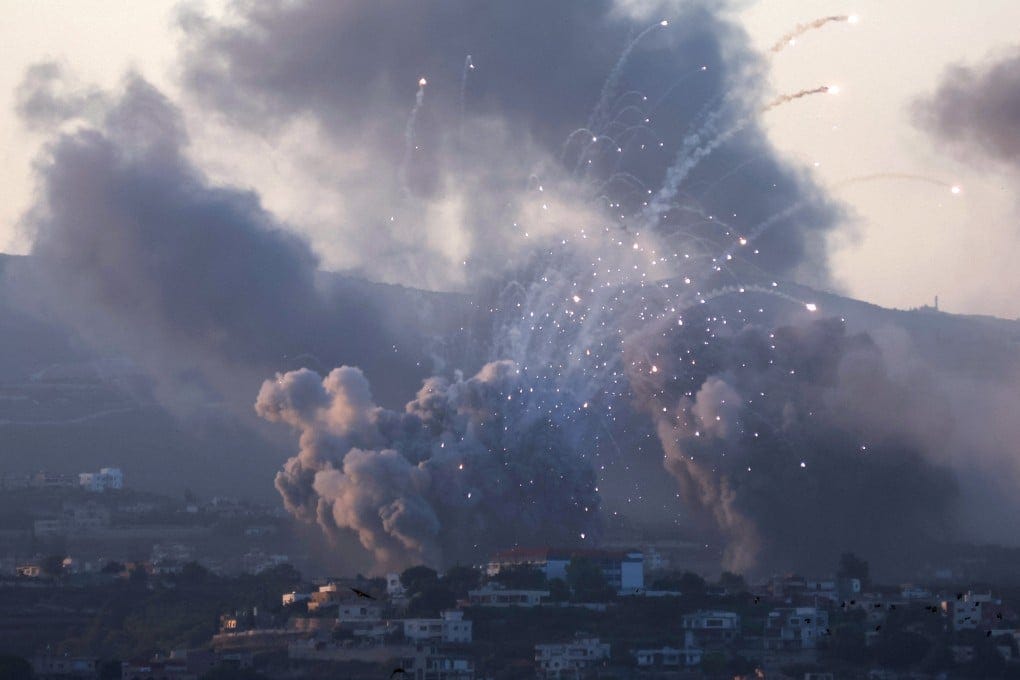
3 0 1019 317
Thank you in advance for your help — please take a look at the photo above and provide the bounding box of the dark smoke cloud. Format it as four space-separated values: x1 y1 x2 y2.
915 48 1020 168
7 0 896 575
178 0 841 287
626 312 960 573
255 361 601 569
14 61 107 131
16 74 433 409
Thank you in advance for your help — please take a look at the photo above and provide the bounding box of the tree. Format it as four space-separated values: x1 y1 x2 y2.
443 565 481 597
965 638 1006 679
40 554 66 578
679 571 707 597
400 565 439 597
407 583 456 617
565 557 613 602
179 561 211 585
718 571 747 593
200 666 263 680
98 659 123 680
548 578 570 602
128 564 148 584
491 564 547 590
837 552 870 589
874 630 931 669
0 655 32 680
701 651 727 675
101 560 125 575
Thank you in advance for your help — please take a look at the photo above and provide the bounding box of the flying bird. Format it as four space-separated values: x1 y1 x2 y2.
350 587 376 600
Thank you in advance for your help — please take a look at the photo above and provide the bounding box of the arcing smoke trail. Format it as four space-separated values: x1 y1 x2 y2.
459 55 474 142
640 84 833 230
837 173 959 192
770 15 854 53
256 361 601 569
762 85 834 112
587 19 669 134
400 77 428 194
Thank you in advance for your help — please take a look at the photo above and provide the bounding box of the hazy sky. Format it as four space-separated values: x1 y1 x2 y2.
3 0 1019 317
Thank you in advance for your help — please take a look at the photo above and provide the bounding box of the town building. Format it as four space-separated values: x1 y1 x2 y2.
402 610 472 644
487 547 644 592
765 607 830 650
941 591 996 631
31 654 98 679
634 646 681 668
467 583 548 607
681 610 741 644
337 600 384 624
78 467 124 492
535 633 610 679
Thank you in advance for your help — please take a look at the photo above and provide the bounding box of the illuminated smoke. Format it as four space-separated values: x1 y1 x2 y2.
256 361 601 569
400 77 428 194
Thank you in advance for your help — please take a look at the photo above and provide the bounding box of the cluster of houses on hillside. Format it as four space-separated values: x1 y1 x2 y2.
19 544 1020 679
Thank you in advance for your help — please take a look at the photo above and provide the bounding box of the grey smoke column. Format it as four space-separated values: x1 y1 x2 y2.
626 312 959 573
256 360 601 569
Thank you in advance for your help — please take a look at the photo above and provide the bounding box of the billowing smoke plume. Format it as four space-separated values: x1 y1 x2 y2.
177 0 841 288
626 310 960 573
14 74 438 410
255 361 601 569
914 47 1020 167
16 0 1008 579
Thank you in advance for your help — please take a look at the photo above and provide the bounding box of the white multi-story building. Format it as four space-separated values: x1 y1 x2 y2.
682 610 741 643
78 467 123 492
765 607 830 649
282 591 311 606
535 634 610 679
387 572 407 598
468 583 548 607
338 600 384 623
403 610 472 644
942 592 994 631
634 647 681 668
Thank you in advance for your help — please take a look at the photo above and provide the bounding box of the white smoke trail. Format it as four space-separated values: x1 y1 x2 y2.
459 55 474 144
588 19 669 134
400 77 428 194
837 173 960 193
770 15 856 54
